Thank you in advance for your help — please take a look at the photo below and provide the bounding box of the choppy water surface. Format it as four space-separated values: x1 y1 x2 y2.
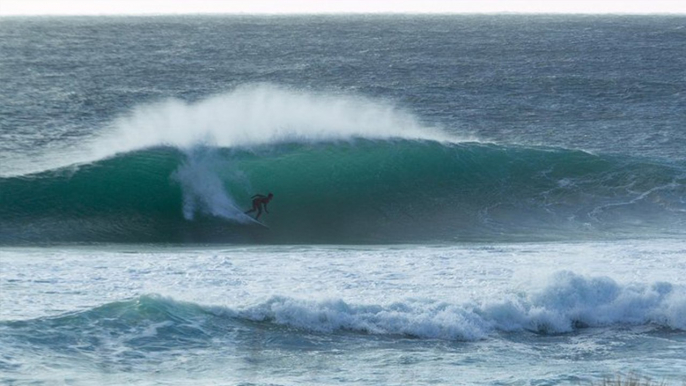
1 15 685 385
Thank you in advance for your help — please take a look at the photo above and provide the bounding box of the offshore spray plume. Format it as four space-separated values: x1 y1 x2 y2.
94 83 457 158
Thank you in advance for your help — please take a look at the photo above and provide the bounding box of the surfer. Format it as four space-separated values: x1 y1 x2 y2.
245 193 273 220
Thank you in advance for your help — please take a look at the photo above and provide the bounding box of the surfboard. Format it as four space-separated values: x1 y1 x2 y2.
241 214 270 229
251 219 269 229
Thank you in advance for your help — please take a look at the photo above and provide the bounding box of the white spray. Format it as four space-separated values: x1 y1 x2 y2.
94 83 456 157
171 149 252 223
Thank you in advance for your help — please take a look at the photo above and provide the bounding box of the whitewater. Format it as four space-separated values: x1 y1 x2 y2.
1 15 685 385
3 241 685 385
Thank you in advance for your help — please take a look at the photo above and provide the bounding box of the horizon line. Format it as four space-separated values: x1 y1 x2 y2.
2 11 686 17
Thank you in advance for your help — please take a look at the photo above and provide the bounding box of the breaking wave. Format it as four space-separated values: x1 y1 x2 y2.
2 272 683 345
1 85 684 243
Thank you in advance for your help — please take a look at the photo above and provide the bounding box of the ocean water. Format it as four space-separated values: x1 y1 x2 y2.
0 15 685 385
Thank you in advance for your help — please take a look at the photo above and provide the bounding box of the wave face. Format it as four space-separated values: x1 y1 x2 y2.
1 139 684 244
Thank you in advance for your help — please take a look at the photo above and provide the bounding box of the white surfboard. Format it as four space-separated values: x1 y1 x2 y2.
241 213 269 229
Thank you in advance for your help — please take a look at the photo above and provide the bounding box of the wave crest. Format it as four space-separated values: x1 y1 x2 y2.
4 273 684 344
94 83 456 157
235 272 685 339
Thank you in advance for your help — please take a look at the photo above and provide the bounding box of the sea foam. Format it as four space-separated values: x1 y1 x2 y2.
228 271 685 340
